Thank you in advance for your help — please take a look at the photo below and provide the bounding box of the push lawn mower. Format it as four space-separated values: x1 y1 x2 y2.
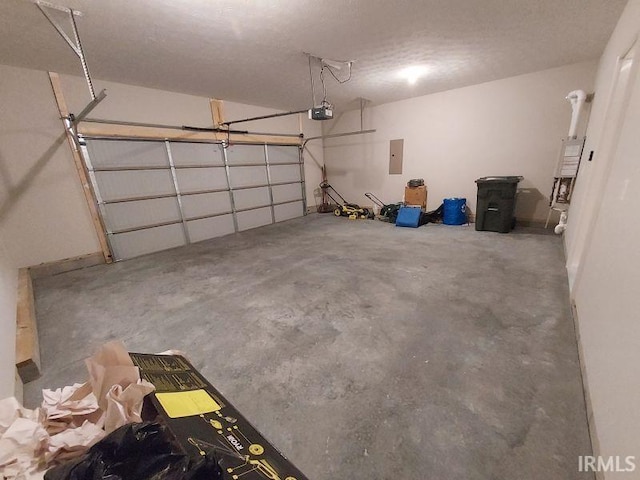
320 181 374 220
364 192 403 223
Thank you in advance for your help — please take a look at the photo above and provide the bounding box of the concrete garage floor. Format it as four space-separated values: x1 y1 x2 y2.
26 214 592 480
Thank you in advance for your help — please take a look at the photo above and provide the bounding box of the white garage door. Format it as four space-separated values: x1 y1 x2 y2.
81 138 305 260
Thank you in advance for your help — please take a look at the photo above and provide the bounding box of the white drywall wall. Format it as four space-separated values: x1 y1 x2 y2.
564 0 640 475
61 73 302 134
0 236 18 399
0 65 102 268
322 61 597 222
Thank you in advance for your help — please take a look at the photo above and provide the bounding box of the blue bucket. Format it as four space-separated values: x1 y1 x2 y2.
443 198 467 225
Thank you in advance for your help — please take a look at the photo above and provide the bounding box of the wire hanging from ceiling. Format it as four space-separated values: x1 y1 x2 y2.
308 55 317 107
319 66 329 107
306 54 353 109
324 62 352 84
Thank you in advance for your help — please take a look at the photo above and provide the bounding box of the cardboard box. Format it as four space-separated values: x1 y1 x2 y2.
130 352 309 480
404 185 427 209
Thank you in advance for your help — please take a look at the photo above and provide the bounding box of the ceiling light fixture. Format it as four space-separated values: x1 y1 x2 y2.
398 65 430 85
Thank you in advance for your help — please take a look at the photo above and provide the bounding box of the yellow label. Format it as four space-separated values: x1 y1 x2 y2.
155 389 221 418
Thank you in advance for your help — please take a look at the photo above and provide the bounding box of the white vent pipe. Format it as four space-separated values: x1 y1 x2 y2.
566 90 587 138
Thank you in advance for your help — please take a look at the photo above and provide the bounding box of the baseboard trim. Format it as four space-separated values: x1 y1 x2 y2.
515 218 549 229
464 215 549 229
29 252 105 279
570 301 601 468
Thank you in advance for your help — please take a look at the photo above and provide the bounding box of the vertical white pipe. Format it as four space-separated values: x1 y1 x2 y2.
555 90 586 234
566 90 587 138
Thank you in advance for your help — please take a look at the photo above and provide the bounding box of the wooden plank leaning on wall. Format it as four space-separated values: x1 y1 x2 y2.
48 72 113 263
210 98 225 128
15 268 40 382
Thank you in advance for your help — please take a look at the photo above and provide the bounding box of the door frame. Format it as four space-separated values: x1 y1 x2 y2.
567 36 640 293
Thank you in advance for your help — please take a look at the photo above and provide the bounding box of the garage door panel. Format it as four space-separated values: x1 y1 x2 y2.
169 142 223 166
84 139 306 261
95 170 175 201
272 183 302 204
175 167 228 192
270 164 301 184
181 192 231 218
274 201 304 222
233 187 271 210
236 207 272 231
105 197 181 231
110 223 185 260
229 166 268 188
187 215 235 243
86 140 168 168
226 145 265 165
267 145 299 164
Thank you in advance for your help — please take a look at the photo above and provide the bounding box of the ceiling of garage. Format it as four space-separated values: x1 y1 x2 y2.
0 0 627 112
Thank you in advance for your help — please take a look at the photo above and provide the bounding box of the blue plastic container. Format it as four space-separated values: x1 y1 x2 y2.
443 198 467 225
395 206 422 228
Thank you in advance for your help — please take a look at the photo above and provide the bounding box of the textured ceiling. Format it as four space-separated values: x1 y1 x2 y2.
0 0 627 112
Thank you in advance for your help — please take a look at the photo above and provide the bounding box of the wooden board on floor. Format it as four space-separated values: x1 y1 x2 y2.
29 252 105 279
15 268 41 383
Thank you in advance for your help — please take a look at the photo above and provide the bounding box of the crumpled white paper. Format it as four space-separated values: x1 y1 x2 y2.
45 420 105 464
85 340 155 433
85 340 143 412
0 398 48 480
0 340 157 479
0 396 40 433
103 381 155 434
41 382 101 436
41 383 98 421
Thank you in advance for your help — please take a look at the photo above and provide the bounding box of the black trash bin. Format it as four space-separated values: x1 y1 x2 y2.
475 176 523 233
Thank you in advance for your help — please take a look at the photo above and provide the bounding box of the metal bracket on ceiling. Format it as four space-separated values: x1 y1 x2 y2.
301 98 374 149
62 113 83 151
302 129 376 150
358 97 370 131
36 1 107 128
35 1 99 102
73 88 107 123
221 109 309 127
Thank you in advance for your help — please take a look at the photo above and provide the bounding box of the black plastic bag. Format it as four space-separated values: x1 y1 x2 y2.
419 203 444 225
45 422 222 480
